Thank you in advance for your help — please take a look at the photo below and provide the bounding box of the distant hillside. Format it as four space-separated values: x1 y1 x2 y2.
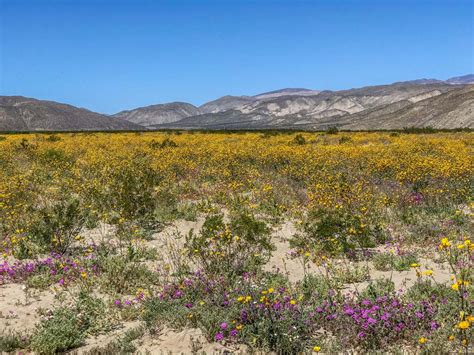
0 96 142 131
159 81 472 130
2 74 473 131
113 102 201 127
446 74 474 85
337 85 474 130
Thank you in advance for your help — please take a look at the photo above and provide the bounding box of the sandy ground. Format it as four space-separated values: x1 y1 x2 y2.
0 218 455 354
0 284 58 333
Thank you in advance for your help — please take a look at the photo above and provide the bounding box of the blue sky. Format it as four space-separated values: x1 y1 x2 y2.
0 0 472 114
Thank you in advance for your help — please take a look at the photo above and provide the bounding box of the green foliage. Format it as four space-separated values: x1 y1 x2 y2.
360 278 396 301
45 134 61 142
292 134 306 145
300 274 342 302
331 263 370 284
104 154 165 225
402 126 436 134
339 136 352 144
40 148 71 164
98 254 158 294
75 291 117 335
326 126 339 134
30 308 85 354
184 212 274 278
0 331 29 353
292 208 376 256
372 252 419 271
150 137 178 149
29 197 86 253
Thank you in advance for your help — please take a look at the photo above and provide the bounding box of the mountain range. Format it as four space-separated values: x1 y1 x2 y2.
1 74 473 131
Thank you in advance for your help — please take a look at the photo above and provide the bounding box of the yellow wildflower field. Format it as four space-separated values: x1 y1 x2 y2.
0 131 472 353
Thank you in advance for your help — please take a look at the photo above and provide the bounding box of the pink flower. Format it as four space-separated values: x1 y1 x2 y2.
214 332 224 342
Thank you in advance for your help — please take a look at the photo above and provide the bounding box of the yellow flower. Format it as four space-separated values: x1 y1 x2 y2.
199 301 205 306
80 271 88 279
448 335 454 341
457 244 465 249
466 315 474 322
268 287 274 294
313 345 321 352
410 263 420 268
290 299 296 305
418 337 427 344
451 283 459 291
440 237 451 248
237 296 244 302
236 324 243 330
458 321 470 329
422 270 433 276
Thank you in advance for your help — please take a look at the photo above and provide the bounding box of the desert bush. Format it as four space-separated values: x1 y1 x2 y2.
184 212 273 278
149 137 178 149
326 126 339 134
97 254 158 294
30 308 85 354
45 134 61 142
0 331 29 353
292 134 306 145
291 208 377 256
28 197 86 253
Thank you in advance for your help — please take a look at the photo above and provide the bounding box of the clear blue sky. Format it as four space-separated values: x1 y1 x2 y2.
1 0 472 114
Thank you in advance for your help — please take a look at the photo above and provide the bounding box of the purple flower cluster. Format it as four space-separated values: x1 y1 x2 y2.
318 296 440 348
0 251 98 286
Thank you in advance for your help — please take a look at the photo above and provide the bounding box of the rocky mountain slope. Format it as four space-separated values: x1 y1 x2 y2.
337 85 474 130
160 81 473 130
446 74 474 85
0 96 141 131
113 102 201 127
1 74 473 131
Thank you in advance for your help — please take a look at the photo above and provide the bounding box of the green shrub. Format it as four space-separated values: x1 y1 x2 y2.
0 331 29 353
292 134 306 145
292 209 376 256
326 126 339 134
30 308 85 354
29 197 86 253
98 254 158 294
184 212 274 278
46 134 61 142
